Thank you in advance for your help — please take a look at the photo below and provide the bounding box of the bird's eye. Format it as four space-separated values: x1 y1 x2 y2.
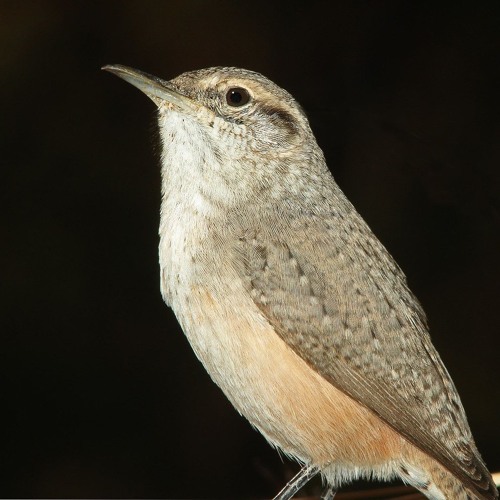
226 87 251 107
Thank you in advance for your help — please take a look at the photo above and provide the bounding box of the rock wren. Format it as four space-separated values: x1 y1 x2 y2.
103 64 497 499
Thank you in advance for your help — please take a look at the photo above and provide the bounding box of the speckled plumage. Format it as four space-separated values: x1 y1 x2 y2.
104 64 497 500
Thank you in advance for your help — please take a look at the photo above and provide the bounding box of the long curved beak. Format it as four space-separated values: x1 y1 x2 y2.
102 64 196 112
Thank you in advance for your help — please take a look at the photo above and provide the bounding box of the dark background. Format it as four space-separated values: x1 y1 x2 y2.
2 1 499 498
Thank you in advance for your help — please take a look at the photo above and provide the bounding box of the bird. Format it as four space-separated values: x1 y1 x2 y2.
103 64 498 500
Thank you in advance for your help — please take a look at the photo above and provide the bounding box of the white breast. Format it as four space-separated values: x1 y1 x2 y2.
157 110 211 306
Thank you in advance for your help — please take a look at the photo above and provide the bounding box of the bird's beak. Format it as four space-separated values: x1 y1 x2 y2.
102 64 197 112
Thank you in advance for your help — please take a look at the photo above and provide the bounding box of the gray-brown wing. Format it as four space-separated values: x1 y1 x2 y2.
235 209 494 499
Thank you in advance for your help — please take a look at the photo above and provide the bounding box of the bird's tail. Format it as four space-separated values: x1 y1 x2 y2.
399 452 498 500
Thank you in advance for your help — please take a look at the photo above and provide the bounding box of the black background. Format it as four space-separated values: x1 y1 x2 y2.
2 1 499 498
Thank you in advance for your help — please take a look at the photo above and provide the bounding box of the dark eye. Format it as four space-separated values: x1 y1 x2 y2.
226 87 251 107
